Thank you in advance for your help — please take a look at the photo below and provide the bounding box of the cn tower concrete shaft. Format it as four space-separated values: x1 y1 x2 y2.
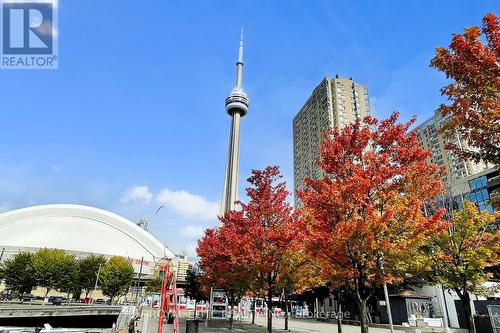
220 30 249 221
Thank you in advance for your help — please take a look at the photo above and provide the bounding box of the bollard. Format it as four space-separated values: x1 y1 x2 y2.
186 319 199 333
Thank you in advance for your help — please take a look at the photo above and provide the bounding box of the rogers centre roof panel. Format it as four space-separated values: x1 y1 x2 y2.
0 204 174 262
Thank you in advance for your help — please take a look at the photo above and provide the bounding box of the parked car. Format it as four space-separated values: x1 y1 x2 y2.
0 291 12 301
47 296 63 305
93 298 105 305
20 293 35 303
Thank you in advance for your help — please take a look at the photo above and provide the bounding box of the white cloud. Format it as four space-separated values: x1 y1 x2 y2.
182 241 200 260
120 186 153 205
156 188 218 220
181 225 204 238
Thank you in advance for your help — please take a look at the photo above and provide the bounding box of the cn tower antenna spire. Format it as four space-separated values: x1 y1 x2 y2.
219 29 250 222
236 27 244 88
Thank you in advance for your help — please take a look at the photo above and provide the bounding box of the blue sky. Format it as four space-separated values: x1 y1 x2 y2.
0 0 498 259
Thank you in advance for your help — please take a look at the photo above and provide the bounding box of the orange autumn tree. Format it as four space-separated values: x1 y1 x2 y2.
299 113 448 333
429 201 500 333
431 13 500 165
196 211 253 330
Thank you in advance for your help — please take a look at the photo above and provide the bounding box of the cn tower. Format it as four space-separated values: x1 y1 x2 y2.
219 29 249 219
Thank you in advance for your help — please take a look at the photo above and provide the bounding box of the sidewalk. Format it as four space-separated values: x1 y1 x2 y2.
251 316 406 333
148 314 464 333
158 316 406 333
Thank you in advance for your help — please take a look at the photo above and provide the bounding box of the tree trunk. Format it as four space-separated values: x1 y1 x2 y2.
193 301 197 319
252 297 256 324
358 299 369 333
267 287 273 333
284 291 289 331
229 292 234 330
459 291 476 333
43 287 50 304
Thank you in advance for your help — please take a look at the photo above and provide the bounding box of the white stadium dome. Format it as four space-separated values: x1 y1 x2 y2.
0 204 174 274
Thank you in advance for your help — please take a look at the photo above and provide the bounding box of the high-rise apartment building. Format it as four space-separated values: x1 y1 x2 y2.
413 111 489 186
293 76 371 199
173 254 192 286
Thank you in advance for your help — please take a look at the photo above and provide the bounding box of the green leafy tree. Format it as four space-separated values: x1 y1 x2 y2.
429 202 500 332
55 254 78 300
145 276 163 293
0 252 36 294
33 248 75 298
77 255 107 298
99 256 134 303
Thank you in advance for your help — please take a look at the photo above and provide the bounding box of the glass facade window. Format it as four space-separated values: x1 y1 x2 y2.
462 175 493 213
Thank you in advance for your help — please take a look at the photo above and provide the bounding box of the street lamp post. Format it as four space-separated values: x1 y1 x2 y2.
91 263 103 305
438 284 451 332
379 255 394 333
135 257 144 304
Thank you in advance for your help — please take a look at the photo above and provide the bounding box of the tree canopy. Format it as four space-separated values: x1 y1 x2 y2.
431 13 500 165
1 250 134 302
99 256 134 302
299 113 448 333
198 166 301 332
145 276 163 293
0 252 36 295
32 248 76 297
429 201 500 332
77 254 107 298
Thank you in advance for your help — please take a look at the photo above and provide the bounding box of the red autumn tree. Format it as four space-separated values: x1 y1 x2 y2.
196 211 252 330
238 166 302 333
431 13 500 165
197 167 301 332
299 113 448 333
